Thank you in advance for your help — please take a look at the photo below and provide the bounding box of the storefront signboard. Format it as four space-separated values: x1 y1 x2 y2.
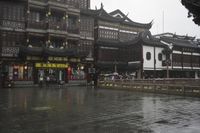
48 57 68 62
35 63 69 68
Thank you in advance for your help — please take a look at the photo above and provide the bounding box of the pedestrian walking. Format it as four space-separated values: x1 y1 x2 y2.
39 75 44 88
46 75 50 87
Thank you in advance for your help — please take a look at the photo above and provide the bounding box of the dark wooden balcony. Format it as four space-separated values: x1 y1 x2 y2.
44 47 76 57
192 63 200 68
80 31 94 38
67 27 79 34
183 63 191 67
173 62 182 67
28 21 46 30
29 0 47 3
68 2 79 8
20 45 43 56
49 21 67 31
29 0 79 8
48 0 67 4
48 0 79 8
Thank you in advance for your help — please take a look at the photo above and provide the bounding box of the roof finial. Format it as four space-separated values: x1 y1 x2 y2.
126 12 129 17
101 2 104 9
150 19 154 25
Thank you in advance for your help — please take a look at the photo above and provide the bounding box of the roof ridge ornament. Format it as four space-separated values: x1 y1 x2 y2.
125 12 129 18
101 2 104 9
122 13 130 21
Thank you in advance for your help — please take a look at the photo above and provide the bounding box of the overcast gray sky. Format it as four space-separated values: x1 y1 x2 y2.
91 0 200 38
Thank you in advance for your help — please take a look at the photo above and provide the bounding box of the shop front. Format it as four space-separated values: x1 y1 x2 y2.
35 63 69 84
35 61 86 84
1 62 33 81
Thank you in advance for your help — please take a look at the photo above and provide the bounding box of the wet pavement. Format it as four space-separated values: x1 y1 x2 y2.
0 87 200 133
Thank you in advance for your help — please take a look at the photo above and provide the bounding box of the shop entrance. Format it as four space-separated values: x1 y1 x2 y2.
35 63 68 84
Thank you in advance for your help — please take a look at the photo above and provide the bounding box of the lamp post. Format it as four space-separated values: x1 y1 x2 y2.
0 61 2 88
166 59 170 79
114 60 117 73
166 44 173 79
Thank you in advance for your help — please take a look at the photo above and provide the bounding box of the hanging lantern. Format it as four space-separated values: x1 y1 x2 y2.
48 11 51 16
27 10 30 14
24 65 28 70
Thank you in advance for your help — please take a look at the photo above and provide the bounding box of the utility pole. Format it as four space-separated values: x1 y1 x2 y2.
162 11 165 33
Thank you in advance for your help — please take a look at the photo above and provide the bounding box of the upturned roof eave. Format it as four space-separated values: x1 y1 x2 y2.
161 37 199 49
81 9 152 29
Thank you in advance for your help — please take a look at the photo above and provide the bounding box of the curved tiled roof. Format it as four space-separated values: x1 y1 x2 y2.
160 36 199 49
96 31 167 48
154 33 200 49
81 8 152 29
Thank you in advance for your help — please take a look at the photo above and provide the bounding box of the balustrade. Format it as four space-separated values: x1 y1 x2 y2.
49 21 67 31
28 21 46 29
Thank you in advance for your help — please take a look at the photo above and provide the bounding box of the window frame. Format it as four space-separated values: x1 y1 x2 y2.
146 52 151 60
158 53 163 61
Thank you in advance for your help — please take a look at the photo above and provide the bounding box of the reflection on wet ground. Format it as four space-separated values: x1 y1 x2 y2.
0 87 200 133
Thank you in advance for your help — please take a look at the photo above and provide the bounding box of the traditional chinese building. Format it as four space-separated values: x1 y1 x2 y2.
155 33 200 78
1 0 200 88
0 0 91 85
81 4 153 78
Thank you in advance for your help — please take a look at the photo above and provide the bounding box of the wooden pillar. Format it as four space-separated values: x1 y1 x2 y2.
26 33 30 46
140 42 144 79
26 1 30 47
153 45 156 78
65 11 68 31
181 48 183 70
167 62 169 79
26 1 30 29
46 6 51 30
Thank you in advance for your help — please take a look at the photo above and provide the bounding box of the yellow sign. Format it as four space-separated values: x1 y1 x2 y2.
27 56 42 61
48 57 68 62
69 58 81 63
35 63 69 68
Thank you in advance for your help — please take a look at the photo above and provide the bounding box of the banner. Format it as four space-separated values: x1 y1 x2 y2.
35 63 69 68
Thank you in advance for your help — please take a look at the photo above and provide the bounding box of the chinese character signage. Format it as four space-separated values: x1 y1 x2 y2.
1 47 19 57
35 63 69 68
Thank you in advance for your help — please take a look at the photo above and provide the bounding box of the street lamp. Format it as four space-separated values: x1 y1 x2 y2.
114 60 117 73
166 44 173 79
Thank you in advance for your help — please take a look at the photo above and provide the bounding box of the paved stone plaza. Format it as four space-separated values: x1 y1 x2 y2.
0 87 200 133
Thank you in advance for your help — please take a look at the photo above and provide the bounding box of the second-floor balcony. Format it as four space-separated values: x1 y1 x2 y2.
67 27 79 34
28 21 46 30
67 25 80 34
49 0 79 8
29 0 47 2
80 31 94 38
173 62 182 67
183 63 191 67
29 0 80 9
49 21 67 31
192 63 200 68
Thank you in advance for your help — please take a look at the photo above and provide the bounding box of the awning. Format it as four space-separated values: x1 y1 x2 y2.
43 48 76 57
19 46 43 56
